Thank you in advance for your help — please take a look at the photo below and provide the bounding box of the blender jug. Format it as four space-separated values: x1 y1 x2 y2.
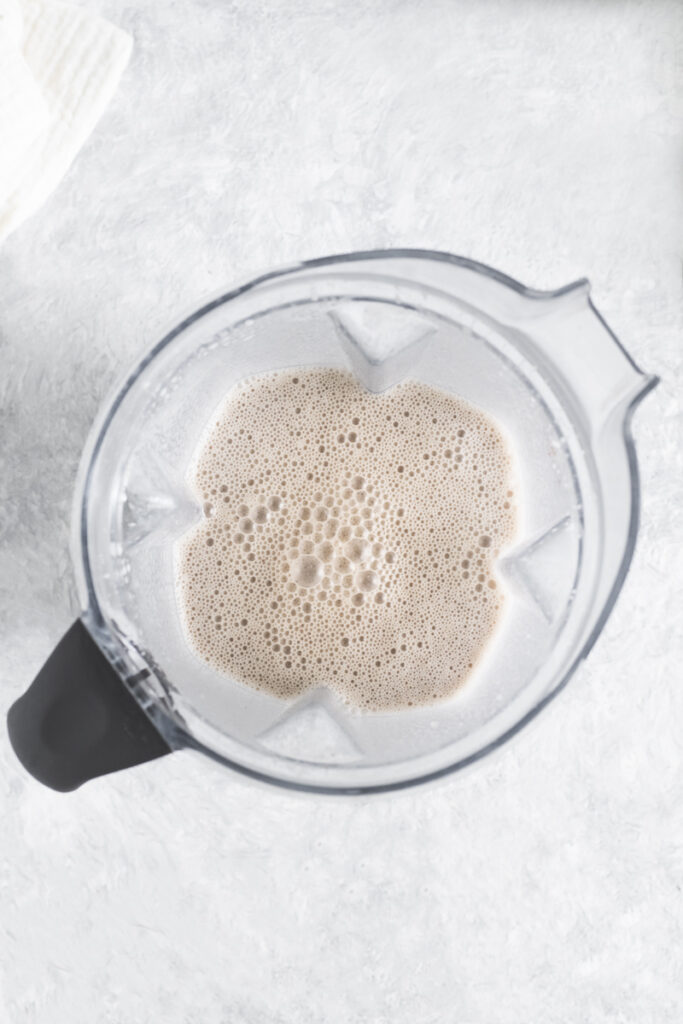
7 251 657 794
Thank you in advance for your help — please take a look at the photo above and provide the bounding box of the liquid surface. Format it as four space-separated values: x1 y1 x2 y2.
175 368 517 710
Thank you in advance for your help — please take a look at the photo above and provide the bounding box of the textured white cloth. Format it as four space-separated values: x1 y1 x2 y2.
0 0 131 242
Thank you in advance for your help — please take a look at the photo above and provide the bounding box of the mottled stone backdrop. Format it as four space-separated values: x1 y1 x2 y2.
1 2 681 1021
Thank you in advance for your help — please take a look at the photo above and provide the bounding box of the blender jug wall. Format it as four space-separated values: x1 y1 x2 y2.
7 251 657 793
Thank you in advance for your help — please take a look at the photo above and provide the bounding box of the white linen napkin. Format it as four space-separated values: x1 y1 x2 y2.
0 0 132 242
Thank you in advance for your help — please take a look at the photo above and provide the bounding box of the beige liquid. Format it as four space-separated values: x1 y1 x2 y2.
175 368 517 710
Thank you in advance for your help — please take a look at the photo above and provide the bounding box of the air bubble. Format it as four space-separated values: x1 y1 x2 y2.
291 554 323 588
357 570 379 592
345 538 369 563
319 541 334 562
324 519 339 538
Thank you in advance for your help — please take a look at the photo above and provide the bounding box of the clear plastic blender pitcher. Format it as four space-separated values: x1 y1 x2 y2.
8 251 656 793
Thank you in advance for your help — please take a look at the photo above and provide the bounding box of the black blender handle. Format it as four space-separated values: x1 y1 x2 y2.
7 620 171 791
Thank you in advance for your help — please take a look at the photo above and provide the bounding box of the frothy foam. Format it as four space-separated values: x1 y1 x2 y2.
175 368 517 710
